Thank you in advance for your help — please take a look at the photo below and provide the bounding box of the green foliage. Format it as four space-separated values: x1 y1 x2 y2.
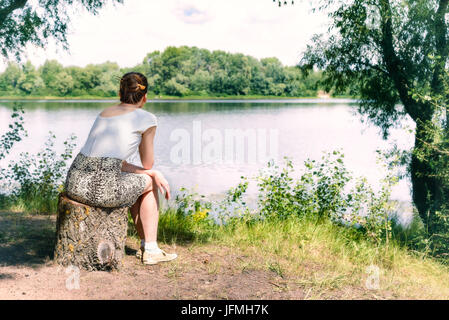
0 0 123 60
255 151 397 245
0 62 22 93
17 61 44 94
255 152 353 221
301 0 448 134
0 46 323 98
175 150 397 246
402 75 449 258
300 0 449 235
0 132 77 214
40 60 63 90
0 103 26 161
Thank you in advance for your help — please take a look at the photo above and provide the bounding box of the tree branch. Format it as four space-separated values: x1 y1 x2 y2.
431 0 449 94
0 0 29 29
379 0 426 122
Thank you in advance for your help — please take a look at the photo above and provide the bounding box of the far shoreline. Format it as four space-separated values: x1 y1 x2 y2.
0 94 356 102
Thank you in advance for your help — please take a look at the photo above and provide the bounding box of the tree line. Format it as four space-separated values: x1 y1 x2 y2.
0 46 325 98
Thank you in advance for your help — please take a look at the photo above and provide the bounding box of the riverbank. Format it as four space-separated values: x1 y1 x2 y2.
0 94 353 101
1 209 449 299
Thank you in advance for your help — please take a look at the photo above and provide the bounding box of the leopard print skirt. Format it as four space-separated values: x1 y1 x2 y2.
64 152 149 208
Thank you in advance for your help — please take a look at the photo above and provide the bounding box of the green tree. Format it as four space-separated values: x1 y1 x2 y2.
0 62 22 92
190 69 212 94
52 71 74 96
0 0 123 60
94 61 121 96
142 51 164 94
0 46 323 98
40 60 63 92
262 57 285 84
17 61 43 94
164 77 189 96
68 65 101 93
159 46 191 82
300 0 449 232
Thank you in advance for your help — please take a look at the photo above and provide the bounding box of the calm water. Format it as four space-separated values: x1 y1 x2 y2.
0 99 414 205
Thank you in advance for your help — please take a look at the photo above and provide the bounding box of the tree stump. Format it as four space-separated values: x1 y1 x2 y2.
54 193 130 271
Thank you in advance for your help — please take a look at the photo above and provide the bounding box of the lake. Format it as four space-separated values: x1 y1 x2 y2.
0 99 414 207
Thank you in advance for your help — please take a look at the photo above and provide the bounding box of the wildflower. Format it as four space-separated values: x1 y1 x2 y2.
192 208 208 222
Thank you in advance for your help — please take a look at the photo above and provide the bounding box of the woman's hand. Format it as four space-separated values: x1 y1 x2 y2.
145 169 171 200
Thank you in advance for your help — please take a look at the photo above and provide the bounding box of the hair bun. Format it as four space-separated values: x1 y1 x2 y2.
119 72 148 104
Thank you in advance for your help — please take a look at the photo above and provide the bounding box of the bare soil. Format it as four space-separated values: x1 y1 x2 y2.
0 211 317 300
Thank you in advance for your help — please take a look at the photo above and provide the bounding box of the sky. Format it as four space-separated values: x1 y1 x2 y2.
0 0 329 72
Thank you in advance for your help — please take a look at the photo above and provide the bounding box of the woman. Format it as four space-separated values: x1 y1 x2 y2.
64 72 177 265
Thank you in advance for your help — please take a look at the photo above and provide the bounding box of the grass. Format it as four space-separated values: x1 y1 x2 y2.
3 202 449 298
0 193 57 215
124 209 449 299
3 182 449 298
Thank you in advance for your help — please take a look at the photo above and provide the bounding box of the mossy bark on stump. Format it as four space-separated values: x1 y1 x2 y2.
54 193 129 271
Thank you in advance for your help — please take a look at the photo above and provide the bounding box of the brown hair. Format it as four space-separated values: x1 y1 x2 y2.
119 72 148 104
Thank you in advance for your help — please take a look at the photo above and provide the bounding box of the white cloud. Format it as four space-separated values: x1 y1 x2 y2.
0 0 329 72
173 3 212 24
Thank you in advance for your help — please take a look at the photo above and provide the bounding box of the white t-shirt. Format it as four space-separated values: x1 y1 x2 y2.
80 108 157 161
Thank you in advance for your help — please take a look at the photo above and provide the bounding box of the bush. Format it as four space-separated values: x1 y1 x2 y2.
174 150 398 246
0 103 26 161
0 132 77 214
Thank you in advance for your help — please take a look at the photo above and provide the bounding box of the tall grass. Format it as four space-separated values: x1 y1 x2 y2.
129 205 449 299
125 150 429 270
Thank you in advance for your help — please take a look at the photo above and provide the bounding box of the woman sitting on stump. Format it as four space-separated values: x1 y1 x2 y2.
64 71 177 265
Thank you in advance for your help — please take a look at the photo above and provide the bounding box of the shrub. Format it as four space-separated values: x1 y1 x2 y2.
0 132 77 214
0 103 26 161
175 150 398 246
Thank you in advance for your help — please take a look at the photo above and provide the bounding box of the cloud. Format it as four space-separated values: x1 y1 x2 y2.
173 4 212 24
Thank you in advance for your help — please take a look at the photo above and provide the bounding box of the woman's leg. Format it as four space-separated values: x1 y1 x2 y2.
130 196 145 241
130 175 157 242
134 176 177 263
130 176 159 242
138 187 160 242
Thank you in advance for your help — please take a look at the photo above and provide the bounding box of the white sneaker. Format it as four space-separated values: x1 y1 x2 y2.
142 249 178 265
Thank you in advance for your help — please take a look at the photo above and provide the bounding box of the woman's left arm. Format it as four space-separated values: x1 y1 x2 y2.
121 124 171 199
121 161 171 200
121 161 148 174
139 126 156 170
122 124 156 173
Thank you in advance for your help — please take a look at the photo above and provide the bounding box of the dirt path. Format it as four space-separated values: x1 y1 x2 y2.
0 212 310 300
